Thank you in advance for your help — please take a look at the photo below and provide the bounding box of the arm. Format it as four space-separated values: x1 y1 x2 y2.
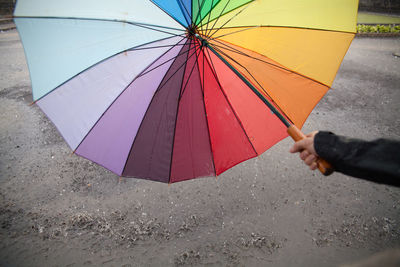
290 131 400 187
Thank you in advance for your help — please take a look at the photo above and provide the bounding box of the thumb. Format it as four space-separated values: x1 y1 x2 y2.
290 139 307 153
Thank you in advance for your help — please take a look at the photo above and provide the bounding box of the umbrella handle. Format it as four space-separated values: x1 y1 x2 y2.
287 125 334 176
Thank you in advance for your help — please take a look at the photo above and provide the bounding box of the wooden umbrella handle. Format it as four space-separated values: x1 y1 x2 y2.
287 125 334 176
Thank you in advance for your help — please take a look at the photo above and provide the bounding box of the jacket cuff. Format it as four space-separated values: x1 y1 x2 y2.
314 131 339 163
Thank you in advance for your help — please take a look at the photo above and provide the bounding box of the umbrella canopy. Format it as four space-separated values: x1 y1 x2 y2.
14 0 358 183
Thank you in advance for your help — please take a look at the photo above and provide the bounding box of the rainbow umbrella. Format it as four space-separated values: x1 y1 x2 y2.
14 0 358 183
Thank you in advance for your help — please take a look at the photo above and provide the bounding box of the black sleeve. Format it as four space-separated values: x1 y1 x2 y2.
314 131 400 187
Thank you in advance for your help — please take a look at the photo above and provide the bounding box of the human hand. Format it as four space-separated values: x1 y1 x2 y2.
289 131 319 170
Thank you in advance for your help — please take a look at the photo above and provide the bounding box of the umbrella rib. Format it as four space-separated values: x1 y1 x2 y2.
146 46 190 180
124 41 203 179
137 40 201 79
168 39 195 183
196 0 219 30
127 42 188 52
179 41 202 100
194 0 207 26
154 41 202 93
198 35 292 128
175 43 209 179
176 0 191 26
206 3 251 40
200 0 255 32
74 37 187 155
212 44 276 101
120 40 191 177
211 44 292 126
137 45 194 77
149 0 188 29
203 0 215 37
32 35 186 104
201 0 231 37
196 0 355 35
195 42 217 176
201 25 357 35
202 42 205 94
126 21 186 37
14 15 186 34
208 38 330 88
206 25 259 40
204 47 258 156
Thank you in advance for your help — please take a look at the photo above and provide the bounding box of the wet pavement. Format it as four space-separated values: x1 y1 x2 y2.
0 29 399 266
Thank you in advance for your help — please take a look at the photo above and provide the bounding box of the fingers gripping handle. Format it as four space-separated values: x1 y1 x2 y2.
287 125 334 176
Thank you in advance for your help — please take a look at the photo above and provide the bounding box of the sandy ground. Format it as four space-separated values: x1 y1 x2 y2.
0 30 400 266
